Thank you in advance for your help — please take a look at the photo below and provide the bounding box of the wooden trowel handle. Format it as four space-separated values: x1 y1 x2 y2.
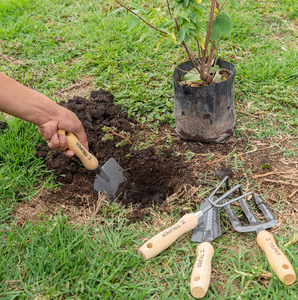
138 213 199 260
257 231 296 285
57 130 98 170
190 242 214 298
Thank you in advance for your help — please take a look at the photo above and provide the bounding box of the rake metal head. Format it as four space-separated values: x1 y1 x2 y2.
223 192 278 233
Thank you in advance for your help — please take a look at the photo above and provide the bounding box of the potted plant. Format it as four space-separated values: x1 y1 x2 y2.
114 0 238 142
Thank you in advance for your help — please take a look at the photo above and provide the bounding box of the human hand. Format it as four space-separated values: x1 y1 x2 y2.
38 106 88 158
0 72 88 157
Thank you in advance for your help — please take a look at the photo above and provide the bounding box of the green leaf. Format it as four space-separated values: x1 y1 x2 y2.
210 65 220 73
169 32 177 44
184 32 190 43
128 15 140 30
185 23 196 30
156 37 162 51
177 27 187 44
177 15 184 27
209 21 221 41
183 0 189 8
209 13 232 41
262 164 272 169
181 68 201 83
138 28 151 41
215 13 232 35
213 70 222 83
108 7 124 16
129 3 146 13
178 12 190 22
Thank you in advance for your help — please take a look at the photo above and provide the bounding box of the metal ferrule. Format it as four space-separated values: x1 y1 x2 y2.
94 166 110 182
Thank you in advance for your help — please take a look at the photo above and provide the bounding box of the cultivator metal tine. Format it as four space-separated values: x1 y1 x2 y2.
238 195 259 225
222 199 243 231
224 192 279 233
254 194 278 223
207 177 279 233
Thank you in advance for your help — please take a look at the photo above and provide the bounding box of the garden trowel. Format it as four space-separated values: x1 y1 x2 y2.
190 196 221 299
57 130 126 201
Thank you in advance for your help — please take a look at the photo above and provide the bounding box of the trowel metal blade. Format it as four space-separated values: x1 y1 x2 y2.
192 197 221 243
94 158 126 201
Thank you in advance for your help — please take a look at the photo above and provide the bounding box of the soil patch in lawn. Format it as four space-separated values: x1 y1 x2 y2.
38 89 190 210
16 89 298 229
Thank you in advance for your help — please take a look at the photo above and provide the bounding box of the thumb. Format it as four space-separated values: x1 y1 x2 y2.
72 125 89 151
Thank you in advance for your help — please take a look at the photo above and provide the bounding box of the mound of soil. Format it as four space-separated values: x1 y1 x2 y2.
36 89 190 210
29 88 292 224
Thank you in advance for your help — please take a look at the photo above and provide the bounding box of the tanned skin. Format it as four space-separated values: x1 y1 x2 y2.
0 72 88 157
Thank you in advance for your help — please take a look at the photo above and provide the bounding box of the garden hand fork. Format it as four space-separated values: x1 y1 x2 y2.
219 185 296 285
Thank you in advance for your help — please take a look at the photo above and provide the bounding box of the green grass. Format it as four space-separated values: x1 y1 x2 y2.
0 116 56 229
1 0 298 298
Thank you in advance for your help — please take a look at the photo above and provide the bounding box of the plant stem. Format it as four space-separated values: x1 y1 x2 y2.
206 44 215 71
200 0 216 81
115 0 168 35
174 17 200 73
212 40 220 77
218 0 228 15
166 0 172 19
108 129 132 144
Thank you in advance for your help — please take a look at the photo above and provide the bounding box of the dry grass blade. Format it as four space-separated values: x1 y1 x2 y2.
284 236 298 247
253 170 297 179
264 179 298 187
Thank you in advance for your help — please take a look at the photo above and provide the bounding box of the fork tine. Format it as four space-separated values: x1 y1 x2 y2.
222 200 243 231
238 196 259 224
254 194 278 223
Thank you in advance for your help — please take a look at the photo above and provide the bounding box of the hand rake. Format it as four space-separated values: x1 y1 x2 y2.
217 184 296 285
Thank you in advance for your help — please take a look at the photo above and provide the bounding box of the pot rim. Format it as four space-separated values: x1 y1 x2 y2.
173 58 235 88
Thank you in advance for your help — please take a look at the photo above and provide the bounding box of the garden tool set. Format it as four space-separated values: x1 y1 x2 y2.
139 176 296 298
57 130 126 201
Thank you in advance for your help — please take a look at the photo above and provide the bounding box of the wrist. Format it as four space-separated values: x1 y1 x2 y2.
31 97 63 126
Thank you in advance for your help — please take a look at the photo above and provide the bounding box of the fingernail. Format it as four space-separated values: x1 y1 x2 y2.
60 135 66 143
53 133 58 140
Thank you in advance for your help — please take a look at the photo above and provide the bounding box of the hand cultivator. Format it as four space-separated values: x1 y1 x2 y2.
138 176 296 298
223 184 296 286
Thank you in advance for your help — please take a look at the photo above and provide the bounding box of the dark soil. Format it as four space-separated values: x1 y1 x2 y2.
26 88 294 224
35 89 192 211
0 120 8 130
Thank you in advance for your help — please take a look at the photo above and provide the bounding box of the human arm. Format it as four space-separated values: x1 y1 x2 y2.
0 72 88 157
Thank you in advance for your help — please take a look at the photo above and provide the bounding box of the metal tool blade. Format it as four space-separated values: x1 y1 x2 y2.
223 195 278 233
94 158 126 201
192 197 221 243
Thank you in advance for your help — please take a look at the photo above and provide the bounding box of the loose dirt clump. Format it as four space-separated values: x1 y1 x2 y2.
31 89 191 214
0 120 8 130
16 88 298 228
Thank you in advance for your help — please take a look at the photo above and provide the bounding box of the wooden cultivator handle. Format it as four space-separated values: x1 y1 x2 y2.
57 130 98 170
138 213 201 260
190 242 214 298
257 231 296 285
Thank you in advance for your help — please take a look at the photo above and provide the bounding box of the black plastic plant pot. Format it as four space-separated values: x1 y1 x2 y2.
173 58 236 142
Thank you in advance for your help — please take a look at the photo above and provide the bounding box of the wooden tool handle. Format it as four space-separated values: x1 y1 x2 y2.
190 242 214 298
57 130 98 170
138 213 199 260
257 231 296 285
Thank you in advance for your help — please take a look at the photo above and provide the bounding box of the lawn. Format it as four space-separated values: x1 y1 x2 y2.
1 0 298 299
